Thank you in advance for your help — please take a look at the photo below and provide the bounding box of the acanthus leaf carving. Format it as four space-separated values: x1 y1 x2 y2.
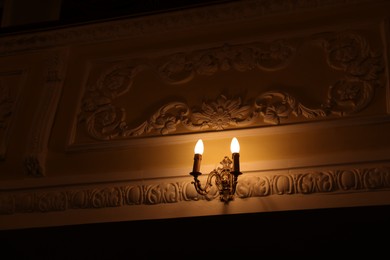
255 91 329 125
156 41 296 84
318 32 384 115
78 32 384 141
124 102 190 137
81 91 333 140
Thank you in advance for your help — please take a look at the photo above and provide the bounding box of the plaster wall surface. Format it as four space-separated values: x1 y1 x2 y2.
0 0 390 230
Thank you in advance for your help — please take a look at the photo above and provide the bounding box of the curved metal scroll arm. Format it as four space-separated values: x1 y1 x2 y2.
190 156 242 202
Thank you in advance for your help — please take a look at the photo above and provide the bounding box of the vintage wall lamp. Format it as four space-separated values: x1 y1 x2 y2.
190 137 242 202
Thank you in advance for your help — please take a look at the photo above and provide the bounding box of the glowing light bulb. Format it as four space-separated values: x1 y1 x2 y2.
230 137 240 154
192 139 204 173
194 139 204 155
230 137 240 172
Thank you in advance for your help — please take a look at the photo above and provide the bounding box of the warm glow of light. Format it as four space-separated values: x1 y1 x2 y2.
230 137 240 153
194 139 204 155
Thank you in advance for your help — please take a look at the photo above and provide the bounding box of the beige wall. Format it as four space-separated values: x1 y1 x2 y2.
1 0 390 230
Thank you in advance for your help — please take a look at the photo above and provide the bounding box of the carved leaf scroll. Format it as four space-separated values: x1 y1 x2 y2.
156 41 295 84
1 166 390 214
318 32 384 115
78 32 384 141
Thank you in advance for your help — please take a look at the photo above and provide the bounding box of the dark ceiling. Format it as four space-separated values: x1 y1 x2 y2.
60 0 237 24
0 0 237 34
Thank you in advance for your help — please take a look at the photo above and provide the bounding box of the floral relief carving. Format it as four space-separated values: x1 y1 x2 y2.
1 166 389 215
78 32 384 141
156 41 296 84
79 65 144 140
183 95 254 131
318 32 384 115
144 183 181 204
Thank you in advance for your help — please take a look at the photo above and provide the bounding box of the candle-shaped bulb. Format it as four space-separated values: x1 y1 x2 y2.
230 137 240 153
194 139 204 155
230 137 240 172
192 139 203 173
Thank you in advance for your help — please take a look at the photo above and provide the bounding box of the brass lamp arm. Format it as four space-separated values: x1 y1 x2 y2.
191 170 218 195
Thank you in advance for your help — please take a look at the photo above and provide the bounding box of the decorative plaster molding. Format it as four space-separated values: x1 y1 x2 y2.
23 49 69 176
0 70 25 160
0 0 376 55
77 31 384 141
0 165 389 215
156 41 296 84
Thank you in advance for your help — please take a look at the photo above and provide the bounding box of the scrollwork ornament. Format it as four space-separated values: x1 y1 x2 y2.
144 184 163 205
123 102 190 137
79 65 143 140
0 167 390 214
156 41 296 84
255 91 328 125
91 187 122 208
37 192 67 212
363 168 390 189
319 32 384 115
78 32 384 141
161 183 180 203
255 176 272 197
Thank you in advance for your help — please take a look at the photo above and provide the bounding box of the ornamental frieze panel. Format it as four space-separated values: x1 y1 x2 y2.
0 166 389 215
74 31 385 143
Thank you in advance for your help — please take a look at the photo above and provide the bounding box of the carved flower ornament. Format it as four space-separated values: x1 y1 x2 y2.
78 32 384 140
189 95 251 130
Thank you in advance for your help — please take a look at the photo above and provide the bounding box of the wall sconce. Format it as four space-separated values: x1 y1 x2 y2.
190 137 242 202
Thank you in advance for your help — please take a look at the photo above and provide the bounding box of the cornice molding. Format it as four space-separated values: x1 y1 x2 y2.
0 0 378 55
1 164 389 215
